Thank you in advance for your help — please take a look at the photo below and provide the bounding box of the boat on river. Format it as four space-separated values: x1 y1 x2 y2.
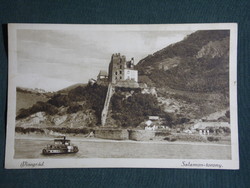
42 136 79 155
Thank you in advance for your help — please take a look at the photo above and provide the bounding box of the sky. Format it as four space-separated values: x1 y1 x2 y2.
16 27 194 91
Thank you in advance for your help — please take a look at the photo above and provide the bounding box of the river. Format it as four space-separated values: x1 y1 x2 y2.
14 137 231 159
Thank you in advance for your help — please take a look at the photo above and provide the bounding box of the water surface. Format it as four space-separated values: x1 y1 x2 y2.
14 138 231 159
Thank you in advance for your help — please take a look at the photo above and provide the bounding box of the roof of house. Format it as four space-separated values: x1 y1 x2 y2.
98 70 108 77
149 116 159 120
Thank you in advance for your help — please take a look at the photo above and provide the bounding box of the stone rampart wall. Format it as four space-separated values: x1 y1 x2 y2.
95 129 129 140
129 130 155 141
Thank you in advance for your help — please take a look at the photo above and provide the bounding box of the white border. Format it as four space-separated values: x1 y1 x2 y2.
5 23 239 169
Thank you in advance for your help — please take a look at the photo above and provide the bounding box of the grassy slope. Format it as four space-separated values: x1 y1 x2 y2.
56 83 87 94
16 90 49 115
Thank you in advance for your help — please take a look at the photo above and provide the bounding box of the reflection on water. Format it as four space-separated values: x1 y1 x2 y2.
14 138 231 159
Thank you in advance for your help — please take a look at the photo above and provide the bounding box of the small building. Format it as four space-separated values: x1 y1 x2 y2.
144 116 162 131
124 69 138 82
145 120 152 126
97 70 108 80
183 129 192 134
97 70 108 85
145 124 158 131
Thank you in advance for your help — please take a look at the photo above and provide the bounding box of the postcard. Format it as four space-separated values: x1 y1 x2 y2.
5 23 239 169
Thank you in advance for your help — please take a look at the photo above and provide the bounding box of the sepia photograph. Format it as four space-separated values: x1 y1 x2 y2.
5 23 239 169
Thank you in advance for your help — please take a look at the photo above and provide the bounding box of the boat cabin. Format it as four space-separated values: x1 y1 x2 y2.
54 137 71 146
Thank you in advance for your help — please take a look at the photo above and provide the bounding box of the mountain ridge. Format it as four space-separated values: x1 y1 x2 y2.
136 30 230 93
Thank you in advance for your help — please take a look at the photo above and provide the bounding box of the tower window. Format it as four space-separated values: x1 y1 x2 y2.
115 72 118 75
120 70 122 74
120 76 122 79
120 65 122 69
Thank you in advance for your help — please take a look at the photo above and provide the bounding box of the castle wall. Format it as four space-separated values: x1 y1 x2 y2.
129 130 155 141
95 129 129 140
101 83 114 126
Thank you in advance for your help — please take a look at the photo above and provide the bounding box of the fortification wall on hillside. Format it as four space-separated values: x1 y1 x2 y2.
101 83 114 126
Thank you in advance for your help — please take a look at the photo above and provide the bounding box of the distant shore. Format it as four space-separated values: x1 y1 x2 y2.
15 132 231 147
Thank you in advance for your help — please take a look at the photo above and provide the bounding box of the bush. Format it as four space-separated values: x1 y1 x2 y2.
225 110 230 118
207 127 216 133
48 94 70 107
175 117 190 124
164 136 177 142
222 127 231 134
67 104 83 113
207 136 221 142
46 127 92 134
155 131 171 137
16 101 58 119
15 127 44 134
68 84 108 124
111 92 173 128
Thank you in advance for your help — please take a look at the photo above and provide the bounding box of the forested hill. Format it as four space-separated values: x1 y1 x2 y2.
136 30 230 93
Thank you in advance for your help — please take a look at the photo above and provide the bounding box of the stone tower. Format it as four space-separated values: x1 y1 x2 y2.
108 53 138 84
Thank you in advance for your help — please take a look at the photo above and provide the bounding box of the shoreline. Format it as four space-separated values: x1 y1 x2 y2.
15 133 231 147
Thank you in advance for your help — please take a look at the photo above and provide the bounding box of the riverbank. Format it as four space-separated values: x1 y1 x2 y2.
15 132 231 146
15 126 231 144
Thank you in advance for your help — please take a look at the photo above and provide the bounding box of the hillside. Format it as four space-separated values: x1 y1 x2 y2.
136 30 230 121
16 84 107 128
136 30 229 92
56 83 87 94
16 87 50 115
16 84 176 129
108 89 173 128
